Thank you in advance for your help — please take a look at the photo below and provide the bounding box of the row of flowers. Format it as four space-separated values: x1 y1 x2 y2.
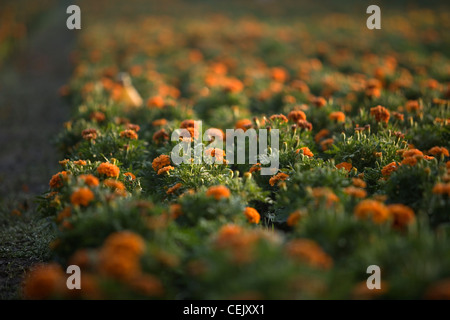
22 0 450 299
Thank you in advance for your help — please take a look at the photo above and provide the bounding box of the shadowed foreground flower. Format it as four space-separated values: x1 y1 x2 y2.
424 279 450 300
244 207 260 224
336 162 352 172
287 210 303 227
311 187 339 207
79 174 99 187
97 162 120 178
354 199 389 224
23 263 65 299
82 128 98 141
71 188 95 207
428 146 449 158
344 186 367 198
167 183 183 195
206 185 231 200
285 239 333 269
329 111 345 122
381 162 399 177
387 204 415 230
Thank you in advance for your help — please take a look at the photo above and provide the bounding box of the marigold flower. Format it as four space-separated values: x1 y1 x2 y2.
314 129 330 143
59 159 69 166
170 204 183 219
235 119 253 131
147 96 165 108
271 67 288 82
402 148 423 158
204 148 226 164
120 129 138 140
73 160 87 166
297 119 313 131
49 171 70 189
152 155 171 172
329 111 346 122
244 207 260 224
336 162 352 172
152 128 169 143
82 128 98 141
180 119 195 128
56 207 71 223
206 185 231 200
249 163 261 173
296 147 314 157
102 231 146 257
90 111 106 122
352 281 389 300
152 118 167 126
167 183 183 195
285 239 333 269
387 204 415 230
320 138 334 151
401 156 418 166
354 199 389 224
70 187 95 207
392 112 404 121
381 162 399 177
125 123 140 132
344 186 367 198
97 162 120 178
428 146 449 157
287 210 303 227
405 100 421 113
128 274 164 297
79 174 99 187
424 279 450 300
312 96 327 108
288 110 307 122
269 114 288 123
103 179 125 191
22 263 65 299
311 187 339 207
157 166 174 175
98 249 140 280
352 178 367 188
124 172 136 180
269 172 289 186
432 183 450 196
370 105 390 123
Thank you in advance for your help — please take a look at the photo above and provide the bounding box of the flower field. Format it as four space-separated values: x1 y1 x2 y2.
3 0 450 300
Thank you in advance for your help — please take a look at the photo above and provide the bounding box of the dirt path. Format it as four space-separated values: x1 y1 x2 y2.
0 3 75 299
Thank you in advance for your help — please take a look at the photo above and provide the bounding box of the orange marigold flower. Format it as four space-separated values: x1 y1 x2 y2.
82 128 98 141
297 119 313 131
59 159 69 166
381 162 399 177
152 128 169 143
73 160 87 166
352 178 367 188
424 279 450 300
311 187 339 207
269 172 289 186
402 148 423 158
336 162 352 172
152 118 167 126
56 207 71 223
124 172 136 180
271 67 288 82
314 129 330 143
79 174 99 187
329 111 346 122
344 186 367 198
70 188 95 207
128 274 164 297
387 204 415 230
432 183 450 196
405 100 421 113
170 204 183 219
244 207 260 224
180 119 195 129
401 156 418 166
392 112 404 121
22 263 65 299
285 239 333 270
204 148 226 164
370 105 390 123
49 171 70 189
125 123 140 132
286 210 303 227
428 146 449 157
157 166 174 175
249 163 261 174
167 183 183 195
296 147 314 157
152 155 171 172
312 96 327 108
102 231 146 257
120 129 138 140
97 162 120 178
147 96 165 108
90 111 105 122
206 185 231 200
269 114 288 123
320 138 334 151
235 119 253 131
103 179 125 191
354 199 389 224
288 110 307 122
